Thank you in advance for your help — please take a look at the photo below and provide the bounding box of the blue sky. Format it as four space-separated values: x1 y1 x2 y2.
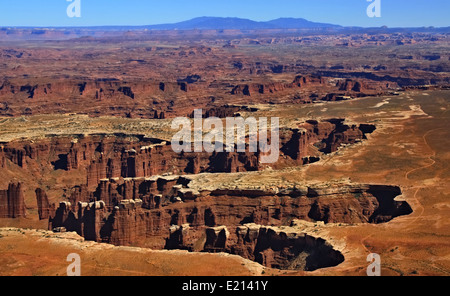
0 0 448 27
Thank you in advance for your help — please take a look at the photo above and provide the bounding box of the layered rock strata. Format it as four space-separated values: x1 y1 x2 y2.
48 177 412 249
0 183 26 218
0 120 375 189
35 188 55 220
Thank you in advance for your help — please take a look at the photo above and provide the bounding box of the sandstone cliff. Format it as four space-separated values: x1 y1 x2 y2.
231 75 325 96
0 183 26 218
35 188 54 220
48 177 412 249
0 120 375 190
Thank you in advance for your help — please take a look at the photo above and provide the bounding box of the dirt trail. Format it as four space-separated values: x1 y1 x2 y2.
403 128 445 224
405 128 443 181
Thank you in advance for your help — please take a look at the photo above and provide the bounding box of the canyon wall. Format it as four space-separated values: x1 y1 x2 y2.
0 183 26 218
232 224 345 271
0 80 192 101
0 75 400 118
231 75 326 96
35 188 54 220
48 177 412 249
0 120 376 189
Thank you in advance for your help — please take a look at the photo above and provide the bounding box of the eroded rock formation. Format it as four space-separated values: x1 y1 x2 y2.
0 183 26 218
0 120 376 190
35 188 54 220
48 177 412 250
46 176 412 270
232 224 344 271
231 75 326 96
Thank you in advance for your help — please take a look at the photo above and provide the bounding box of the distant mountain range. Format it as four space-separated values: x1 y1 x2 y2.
2 17 448 41
142 17 342 30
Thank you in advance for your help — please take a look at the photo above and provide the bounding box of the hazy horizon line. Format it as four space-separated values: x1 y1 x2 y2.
0 16 448 30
